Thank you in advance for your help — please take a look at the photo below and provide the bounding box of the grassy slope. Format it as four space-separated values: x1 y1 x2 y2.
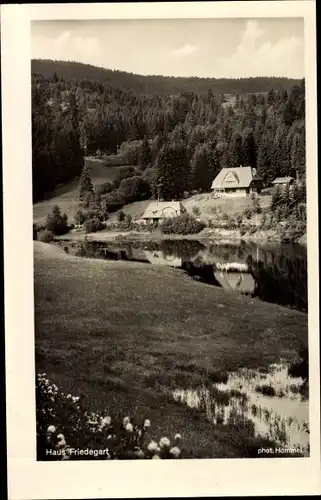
33 160 135 224
34 241 308 457
33 156 272 226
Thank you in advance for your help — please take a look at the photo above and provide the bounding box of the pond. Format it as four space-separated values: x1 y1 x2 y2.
57 238 308 313
172 362 309 456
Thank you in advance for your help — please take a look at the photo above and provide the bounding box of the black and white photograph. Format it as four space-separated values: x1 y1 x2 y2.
2 1 320 499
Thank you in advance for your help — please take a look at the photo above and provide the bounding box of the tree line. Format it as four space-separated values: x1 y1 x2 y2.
32 59 300 95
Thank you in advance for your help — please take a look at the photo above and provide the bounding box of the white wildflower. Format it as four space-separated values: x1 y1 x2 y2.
134 449 145 459
159 437 171 448
147 440 159 453
125 423 134 432
123 416 130 426
143 419 151 428
169 446 181 458
102 416 112 426
56 438 66 449
152 454 161 459
174 433 182 441
72 396 80 403
47 425 56 434
57 433 65 441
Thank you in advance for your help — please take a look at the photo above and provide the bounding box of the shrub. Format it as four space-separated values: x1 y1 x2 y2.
288 346 308 380
45 205 69 236
252 197 262 214
236 213 243 227
192 206 201 217
38 229 54 243
83 217 105 233
74 210 87 226
255 384 276 397
117 210 126 222
244 207 253 220
118 175 151 203
36 373 183 460
162 213 206 235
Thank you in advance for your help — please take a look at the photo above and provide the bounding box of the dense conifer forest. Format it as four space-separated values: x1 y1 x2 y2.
32 59 305 205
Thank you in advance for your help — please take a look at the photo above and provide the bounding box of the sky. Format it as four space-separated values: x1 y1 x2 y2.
31 18 304 79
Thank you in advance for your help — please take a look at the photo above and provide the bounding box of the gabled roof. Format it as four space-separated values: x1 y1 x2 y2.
211 166 260 190
141 201 183 219
272 176 294 184
214 272 255 294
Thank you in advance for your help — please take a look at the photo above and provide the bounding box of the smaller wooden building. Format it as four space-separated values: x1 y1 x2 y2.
141 201 185 224
272 176 295 188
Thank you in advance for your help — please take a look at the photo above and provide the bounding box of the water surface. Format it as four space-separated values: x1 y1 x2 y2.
58 239 307 312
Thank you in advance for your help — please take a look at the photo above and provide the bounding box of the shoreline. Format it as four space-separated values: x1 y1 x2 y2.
54 228 307 245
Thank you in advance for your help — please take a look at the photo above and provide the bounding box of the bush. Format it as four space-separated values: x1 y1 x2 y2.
118 175 151 203
38 230 55 243
45 205 69 236
36 373 183 461
255 384 276 397
83 217 105 234
117 210 126 222
162 213 206 235
244 207 253 220
192 206 201 217
74 210 87 226
252 197 262 214
236 213 243 227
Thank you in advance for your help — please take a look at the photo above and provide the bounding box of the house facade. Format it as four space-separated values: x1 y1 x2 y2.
211 166 262 197
141 201 185 224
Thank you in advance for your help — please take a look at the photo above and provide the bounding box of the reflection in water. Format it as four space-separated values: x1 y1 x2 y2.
172 363 309 455
57 239 307 312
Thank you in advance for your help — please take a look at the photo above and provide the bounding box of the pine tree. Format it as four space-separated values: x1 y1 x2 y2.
241 128 256 167
229 132 243 166
191 142 220 191
257 129 275 185
139 135 152 170
154 142 191 200
79 163 94 200
273 125 290 177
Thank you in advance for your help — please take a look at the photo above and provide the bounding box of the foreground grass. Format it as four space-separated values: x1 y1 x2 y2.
34 242 308 457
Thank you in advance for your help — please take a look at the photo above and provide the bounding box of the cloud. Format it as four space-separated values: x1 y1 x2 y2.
215 20 303 78
32 31 102 66
171 43 199 58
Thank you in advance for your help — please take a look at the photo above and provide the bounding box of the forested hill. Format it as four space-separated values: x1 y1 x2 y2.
31 59 300 95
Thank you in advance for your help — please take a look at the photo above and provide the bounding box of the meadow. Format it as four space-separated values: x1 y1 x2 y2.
34 241 308 458
33 159 134 225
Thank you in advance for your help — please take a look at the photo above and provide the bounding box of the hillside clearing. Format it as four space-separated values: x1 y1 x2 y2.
33 160 136 224
34 165 272 226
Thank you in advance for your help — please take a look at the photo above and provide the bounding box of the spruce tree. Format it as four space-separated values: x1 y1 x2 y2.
241 128 256 167
79 163 94 200
191 142 220 191
139 135 152 170
154 142 191 200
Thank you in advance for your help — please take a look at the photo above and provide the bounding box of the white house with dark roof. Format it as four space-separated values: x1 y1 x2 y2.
141 201 185 224
211 166 262 197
